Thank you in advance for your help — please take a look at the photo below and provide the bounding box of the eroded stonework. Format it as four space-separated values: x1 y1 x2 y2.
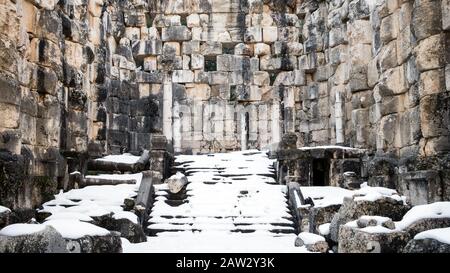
0 0 449 209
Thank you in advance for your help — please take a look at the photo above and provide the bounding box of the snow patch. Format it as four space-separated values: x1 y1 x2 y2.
95 153 140 164
353 183 405 203
45 212 93 222
297 232 326 245
113 211 139 224
122 231 309 253
395 202 450 230
318 223 330 236
300 186 353 207
0 205 11 214
414 227 450 245
44 219 110 239
0 224 46 236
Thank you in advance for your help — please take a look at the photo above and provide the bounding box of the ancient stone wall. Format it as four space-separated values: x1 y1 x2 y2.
0 0 159 209
0 0 449 208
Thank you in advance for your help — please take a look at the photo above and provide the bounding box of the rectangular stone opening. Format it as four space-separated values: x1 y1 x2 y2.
312 158 330 186
180 15 187 26
205 57 217 72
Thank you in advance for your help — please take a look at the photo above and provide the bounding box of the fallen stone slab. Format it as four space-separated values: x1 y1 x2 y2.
166 172 188 194
44 219 123 253
338 202 450 253
0 225 68 253
338 224 408 253
64 232 122 253
329 184 410 242
403 238 450 253
295 232 329 253
93 213 146 243
403 227 450 253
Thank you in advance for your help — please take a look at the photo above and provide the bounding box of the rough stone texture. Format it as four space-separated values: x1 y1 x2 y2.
403 238 450 253
0 226 68 253
338 224 409 253
329 196 410 242
93 214 146 244
295 236 329 253
0 0 449 211
338 217 450 253
64 232 122 253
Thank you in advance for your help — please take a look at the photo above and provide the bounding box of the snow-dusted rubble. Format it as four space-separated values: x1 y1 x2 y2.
38 173 142 223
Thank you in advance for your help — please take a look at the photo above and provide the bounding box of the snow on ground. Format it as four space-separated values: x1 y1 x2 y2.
39 173 142 224
175 150 275 177
0 205 10 214
142 150 304 252
44 219 111 239
414 227 450 244
122 231 308 253
95 153 140 164
0 224 46 236
297 232 326 244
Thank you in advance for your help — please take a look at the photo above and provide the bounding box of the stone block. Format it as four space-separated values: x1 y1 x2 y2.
411 0 442 42
254 43 271 56
161 26 191 41
349 64 369 92
209 72 229 85
234 43 253 56
378 40 398 71
348 19 372 45
380 13 399 45
132 40 162 58
414 34 445 72
172 70 194 83
379 66 408 95
191 54 204 70
418 69 446 99
420 93 450 138
187 14 200 27
252 71 269 86
182 41 200 55
244 26 262 43
287 42 304 56
398 171 443 205
443 0 450 30
446 65 450 91
263 26 278 43
143 56 157 71
200 42 222 56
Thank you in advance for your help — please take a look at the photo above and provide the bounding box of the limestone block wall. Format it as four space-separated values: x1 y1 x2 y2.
292 0 450 203
144 0 306 153
0 0 159 209
0 0 449 208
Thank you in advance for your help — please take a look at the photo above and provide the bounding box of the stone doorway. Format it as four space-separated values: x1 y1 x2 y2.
312 159 330 186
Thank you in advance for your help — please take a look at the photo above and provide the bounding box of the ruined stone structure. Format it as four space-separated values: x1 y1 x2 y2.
0 0 449 210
